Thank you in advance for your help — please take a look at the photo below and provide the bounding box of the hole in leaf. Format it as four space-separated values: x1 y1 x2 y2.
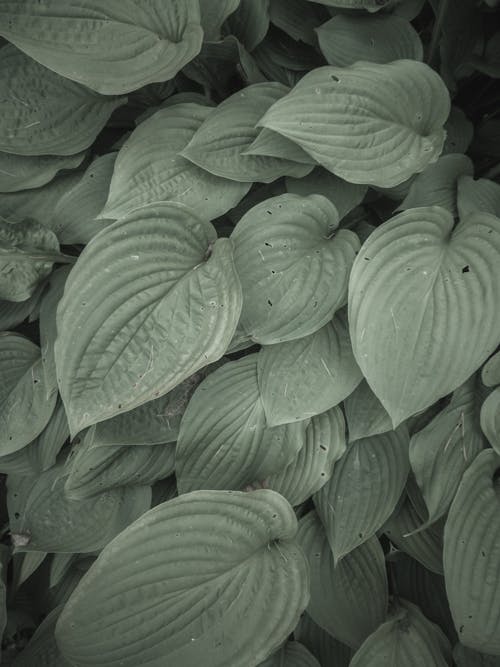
462 265 470 273
330 74 340 82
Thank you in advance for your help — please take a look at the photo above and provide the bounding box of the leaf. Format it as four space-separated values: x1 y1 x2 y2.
50 554 77 590
262 407 346 506
231 193 360 344
297 510 388 648
259 642 320 667
0 151 85 193
306 0 392 8
294 613 353 667
316 14 423 67
199 0 240 41
443 107 474 155
399 154 474 216
458 175 500 219
0 333 57 455
257 309 362 425
11 605 71 667
224 0 270 51
480 386 500 453
55 489 310 667
286 168 368 220
343 379 393 442
244 128 316 165
454 643 500 667
39 266 70 398
0 0 203 95
8 464 151 553
13 550 47 589
181 83 313 183
176 355 307 493
55 202 242 437
0 280 45 330
444 449 500 654
0 219 61 302
0 44 126 156
269 0 327 46
259 60 450 187
99 104 250 222
348 207 500 427
0 545 8 662
349 600 452 666
314 427 409 562
409 374 486 523
482 351 500 388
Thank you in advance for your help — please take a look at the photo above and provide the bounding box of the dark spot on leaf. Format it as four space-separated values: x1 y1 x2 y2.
481 550 486 557
267 299 272 306
358 532 363 539
459 625 464 633
117 404 122 409
462 265 470 273
319 445 327 451
266 210 272 215
14 512 19 519
264 242 272 247
364 257 370 261
330 74 340 82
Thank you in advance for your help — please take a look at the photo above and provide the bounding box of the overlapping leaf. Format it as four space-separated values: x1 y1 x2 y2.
457 175 500 219
225 0 270 51
199 0 240 40
259 642 320 667
0 151 85 193
11 605 70 667
482 351 500 388
55 490 310 667
294 614 353 667
343 379 392 442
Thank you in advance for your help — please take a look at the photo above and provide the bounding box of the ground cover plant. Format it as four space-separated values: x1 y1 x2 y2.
0 0 500 665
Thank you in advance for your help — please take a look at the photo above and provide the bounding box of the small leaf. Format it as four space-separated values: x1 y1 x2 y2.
343 379 393 442
0 150 85 193
199 0 240 41
224 0 270 51
457 175 500 219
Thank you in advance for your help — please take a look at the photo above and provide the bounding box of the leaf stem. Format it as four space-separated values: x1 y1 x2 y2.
427 0 450 67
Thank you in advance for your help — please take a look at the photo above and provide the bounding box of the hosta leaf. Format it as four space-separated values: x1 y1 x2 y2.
314 427 409 561
259 642 320 667
454 643 500 667
199 0 240 41
409 374 486 523
13 550 47 589
269 0 326 46
258 309 362 425
0 151 85 193
482 351 500 388
348 207 500 427
443 449 500 654
457 175 500 219
443 107 474 155
181 83 313 183
259 60 450 187
51 153 117 245
262 407 346 506
231 193 360 344
11 605 70 667
39 266 70 398
297 511 388 649
286 168 368 220
0 545 8 662
0 45 125 156
316 14 423 67
8 464 151 553
224 0 270 51
55 202 242 437
64 430 175 499
176 355 307 492
50 554 77 590
99 104 249 222
399 154 474 216
0 333 57 455
0 219 61 302
306 0 391 8
55 490 309 667
294 614 352 667
344 379 392 442
244 128 316 165
349 600 452 666
0 281 45 330
0 0 203 95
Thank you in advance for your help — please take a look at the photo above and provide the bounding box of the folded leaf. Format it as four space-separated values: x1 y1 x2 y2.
344 379 393 442
0 0 203 95
231 193 360 343
457 175 500 219
0 45 125 156
0 151 85 193
55 202 242 437
55 489 310 667
443 449 500 654
349 207 500 427
259 60 450 187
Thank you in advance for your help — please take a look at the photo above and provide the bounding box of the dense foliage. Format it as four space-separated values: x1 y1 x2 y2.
0 1 500 665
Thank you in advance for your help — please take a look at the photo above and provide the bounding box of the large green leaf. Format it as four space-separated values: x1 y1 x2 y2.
269 0 326 46
231 193 360 344
343 379 392 442
316 14 423 66
444 449 500 654
294 614 353 667
314 427 409 562
55 202 242 437
349 600 452 666
297 511 388 649
244 128 316 166
259 642 320 667
409 374 486 524
457 175 500 219
99 104 249 222
55 490 309 667
181 83 313 183
262 407 346 506
0 0 203 95
0 333 57 455
0 45 125 156
8 464 150 553
348 207 500 427
480 386 500 453
258 309 362 425
176 355 307 492
259 60 450 187
0 151 85 193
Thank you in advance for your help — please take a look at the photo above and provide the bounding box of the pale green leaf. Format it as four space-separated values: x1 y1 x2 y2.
259 641 320 667
99 104 249 222
482 351 500 387
258 310 362 425
55 490 309 667
244 128 316 165
316 14 423 66
176 355 307 492
231 193 360 344
480 386 500 453
39 266 70 398
224 0 270 51
0 0 203 95
294 614 353 667
259 60 450 187
344 379 393 442
349 207 500 427
269 0 326 46
444 449 500 654
181 83 313 183
297 511 388 648
0 150 85 193
199 0 240 40
50 554 78 590
457 175 500 219
0 280 46 330
0 44 125 156
55 202 242 437
314 427 409 562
